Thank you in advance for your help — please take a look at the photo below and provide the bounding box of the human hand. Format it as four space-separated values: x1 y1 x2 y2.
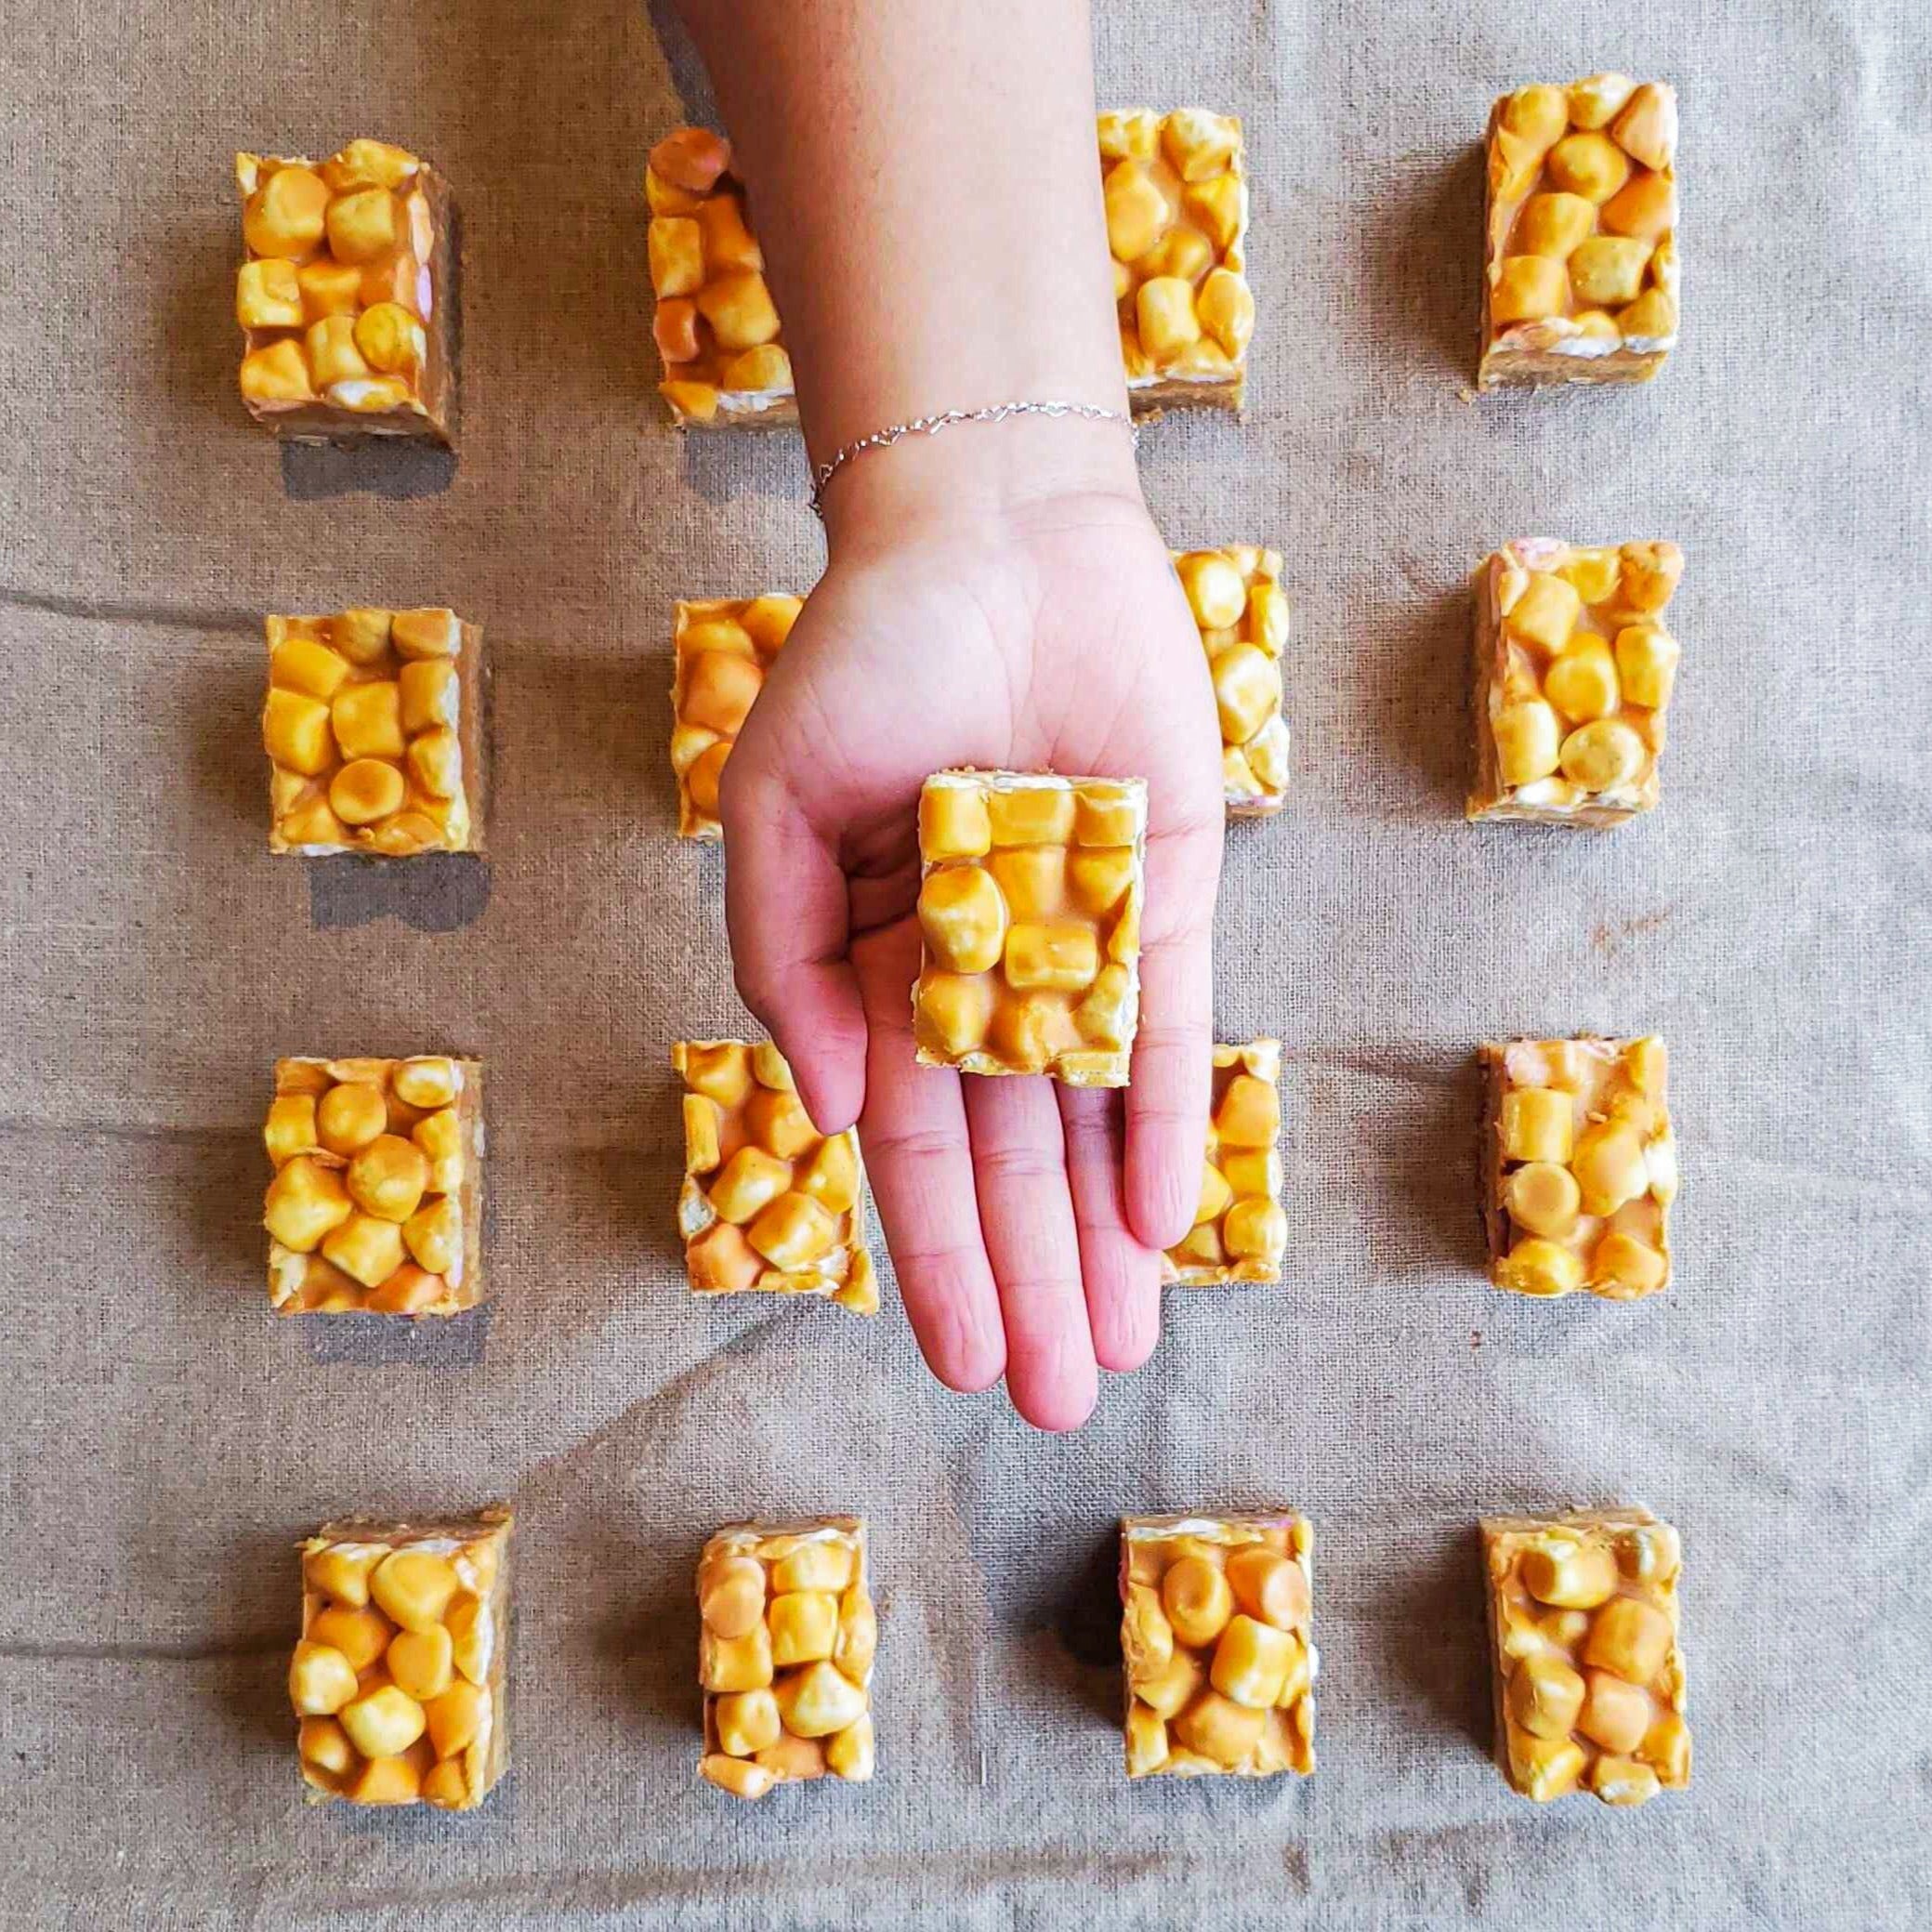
720 454 1225 1430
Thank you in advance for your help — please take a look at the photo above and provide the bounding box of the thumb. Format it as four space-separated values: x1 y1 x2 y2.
719 762 869 1135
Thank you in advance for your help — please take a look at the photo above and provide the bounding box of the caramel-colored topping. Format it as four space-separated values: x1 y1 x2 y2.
1480 1508 1689 1805
669 596 806 838
1120 1514 1316 1779
265 610 481 855
1479 1037 1675 1301
1163 1042 1287 1284
294 1510 510 1808
674 1041 876 1313
266 1058 481 1315
699 1518 875 1798
236 144 452 440
1467 539 1681 826
1172 546 1291 815
913 771 1145 1086
1479 79 1677 388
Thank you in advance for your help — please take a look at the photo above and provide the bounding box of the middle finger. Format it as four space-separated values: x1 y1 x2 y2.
962 1072 1097 1431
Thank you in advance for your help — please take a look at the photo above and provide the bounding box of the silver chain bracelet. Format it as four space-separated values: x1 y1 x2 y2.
808 399 1137 519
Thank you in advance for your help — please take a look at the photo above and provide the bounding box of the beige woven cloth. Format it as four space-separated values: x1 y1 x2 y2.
2 0 1928 1925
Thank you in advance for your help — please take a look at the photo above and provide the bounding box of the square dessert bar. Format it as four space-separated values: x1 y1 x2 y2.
643 130 790 427
1103 110 1253 412
698 1518 876 1799
236 141 454 440
1480 1508 1690 1806
290 1508 511 1808
1479 77 1677 388
913 770 1145 1085
264 608 485 856
1120 1514 1316 1779
670 595 805 838
264 1056 483 1314
1164 1042 1287 1285
645 110 1252 426
675 1041 877 1314
1467 540 1681 825
1479 1036 1675 1301
1174 548 1291 816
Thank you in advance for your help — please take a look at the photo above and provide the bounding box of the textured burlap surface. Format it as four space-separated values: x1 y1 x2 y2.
2 0 1928 1925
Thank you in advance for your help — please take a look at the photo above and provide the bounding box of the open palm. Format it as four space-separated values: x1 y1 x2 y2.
719 488 1225 1428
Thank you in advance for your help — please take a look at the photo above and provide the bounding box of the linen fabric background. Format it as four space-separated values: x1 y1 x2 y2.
1 0 1927 1925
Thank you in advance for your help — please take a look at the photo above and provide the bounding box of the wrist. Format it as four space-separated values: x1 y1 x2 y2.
818 401 1145 553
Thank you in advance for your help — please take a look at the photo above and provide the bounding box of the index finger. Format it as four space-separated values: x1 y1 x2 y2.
849 919 1007 1396
1124 805 1223 1251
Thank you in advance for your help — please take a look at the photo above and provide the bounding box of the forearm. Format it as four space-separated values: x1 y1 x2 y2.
672 0 1138 532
